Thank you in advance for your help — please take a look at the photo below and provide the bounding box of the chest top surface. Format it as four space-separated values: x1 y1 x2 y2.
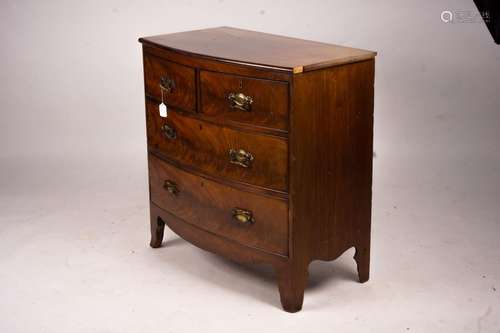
139 26 376 73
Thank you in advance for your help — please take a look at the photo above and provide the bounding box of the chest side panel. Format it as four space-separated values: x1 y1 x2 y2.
290 60 374 261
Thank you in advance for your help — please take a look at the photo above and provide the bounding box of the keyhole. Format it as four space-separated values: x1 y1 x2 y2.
239 80 243 89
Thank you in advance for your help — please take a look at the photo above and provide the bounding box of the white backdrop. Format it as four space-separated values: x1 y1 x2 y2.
2 0 499 159
1 1 499 332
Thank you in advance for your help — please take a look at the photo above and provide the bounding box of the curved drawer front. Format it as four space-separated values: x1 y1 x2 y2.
200 70 288 132
149 154 288 256
146 99 288 192
143 53 196 112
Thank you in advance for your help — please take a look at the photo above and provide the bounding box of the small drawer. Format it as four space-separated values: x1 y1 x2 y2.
143 53 196 112
149 154 288 255
145 98 288 192
200 71 289 132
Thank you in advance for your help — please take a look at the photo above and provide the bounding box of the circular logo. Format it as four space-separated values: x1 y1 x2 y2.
441 10 453 23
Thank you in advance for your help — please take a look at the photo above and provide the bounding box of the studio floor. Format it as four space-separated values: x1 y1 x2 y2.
1 150 499 332
2 0 500 331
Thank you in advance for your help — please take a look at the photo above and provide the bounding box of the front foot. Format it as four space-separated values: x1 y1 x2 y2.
150 216 165 248
276 263 308 313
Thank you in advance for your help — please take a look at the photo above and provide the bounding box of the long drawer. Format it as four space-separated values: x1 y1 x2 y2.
148 154 288 255
145 98 288 192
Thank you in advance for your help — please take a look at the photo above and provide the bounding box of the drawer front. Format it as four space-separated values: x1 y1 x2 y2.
149 154 288 255
143 53 196 112
146 99 288 192
200 71 289 132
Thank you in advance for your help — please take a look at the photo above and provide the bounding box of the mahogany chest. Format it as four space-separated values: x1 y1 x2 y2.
139 27 376 312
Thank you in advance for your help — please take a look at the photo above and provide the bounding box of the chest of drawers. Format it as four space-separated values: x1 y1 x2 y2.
139 27 376 312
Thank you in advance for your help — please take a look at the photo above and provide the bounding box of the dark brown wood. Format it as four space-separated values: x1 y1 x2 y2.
292 59 374 263
143 53 196 112
145 98 288 192
140 27 375 312
150 210 165 248
143 45 291 82
276 261 309 312
146 93 288 138
149 153 289 255
200 70 289 132
285 59 375 310
150 148 288 200
150 203 288 264
140 27 376 73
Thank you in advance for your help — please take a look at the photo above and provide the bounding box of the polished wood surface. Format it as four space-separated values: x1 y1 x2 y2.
143 44 292 81
140 27 375 312
283 59 375 310
150 203 289 264
200 70 289 132
149 154 288 255
140 27 376 73
292 60 374 264
143 53 196 112
145 98 288 191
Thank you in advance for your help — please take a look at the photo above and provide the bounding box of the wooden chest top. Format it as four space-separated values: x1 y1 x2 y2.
139 26 376 73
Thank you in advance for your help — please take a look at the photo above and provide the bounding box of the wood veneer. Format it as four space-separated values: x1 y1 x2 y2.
145 98 288 191
140 27 376 312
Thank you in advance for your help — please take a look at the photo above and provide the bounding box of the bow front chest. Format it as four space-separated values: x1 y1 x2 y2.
139 27 376 312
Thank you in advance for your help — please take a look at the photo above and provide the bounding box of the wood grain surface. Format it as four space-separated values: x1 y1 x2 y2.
140 26 376 73
289 58 375 288
141 28 376 312
149 154 289 255
145 98 288 192
200 70 289 132
143 53 196 112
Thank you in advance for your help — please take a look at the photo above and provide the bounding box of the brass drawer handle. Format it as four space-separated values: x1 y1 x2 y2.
159 75 175 93
228 92 253 112
163 180 179 195
161 124 177 140
232 208 255 225
229 148 254 168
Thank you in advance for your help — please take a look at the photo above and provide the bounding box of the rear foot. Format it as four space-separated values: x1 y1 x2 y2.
354 245 370 283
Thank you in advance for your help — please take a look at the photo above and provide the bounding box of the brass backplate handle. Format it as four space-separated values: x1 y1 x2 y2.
161 124 177 140
163 180 179 195
232 208 255 225
160 75 175 93
229 148 254 168
228 92 253 112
